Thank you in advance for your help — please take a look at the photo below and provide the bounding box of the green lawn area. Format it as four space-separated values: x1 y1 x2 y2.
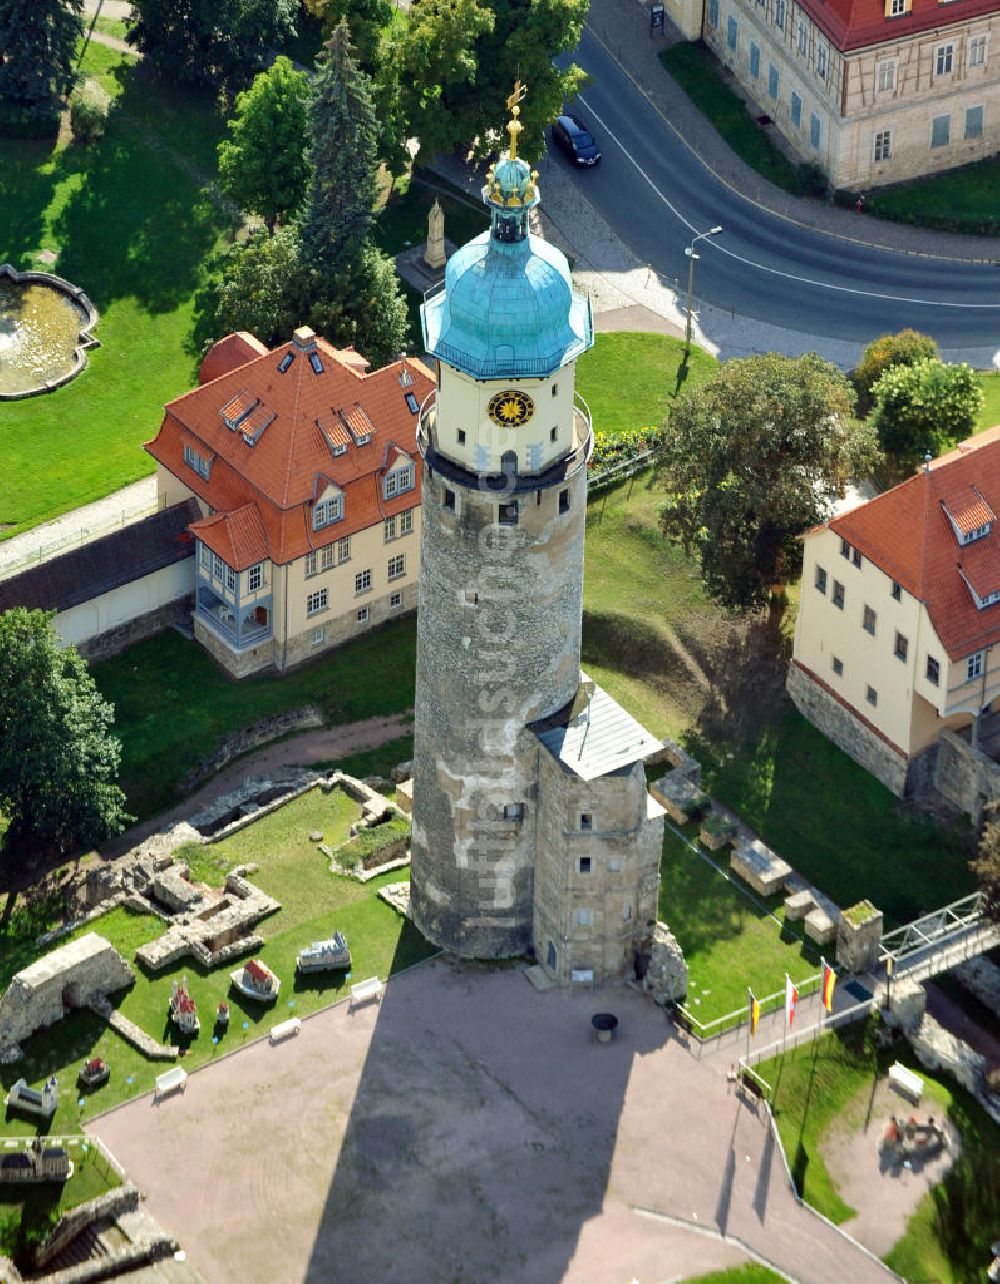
575 331 719 435
866 155 1000 236
0 789 434 1139
659 827 821 1025
659 43 804 196
91 618 417 820
759 1021 999 1280
691 1268 784 1283
976 372 1000 432
89 14 127 41
0 1142 121 1262
0 44 234 539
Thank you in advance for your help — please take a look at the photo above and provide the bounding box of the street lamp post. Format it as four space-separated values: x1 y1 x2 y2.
684 225 723 353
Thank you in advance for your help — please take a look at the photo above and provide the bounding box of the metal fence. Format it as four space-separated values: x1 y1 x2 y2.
588 449 660 493
674 968 824 1048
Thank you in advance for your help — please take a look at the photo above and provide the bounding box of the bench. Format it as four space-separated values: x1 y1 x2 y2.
349 976 383 1010
269 1017 301 1044
888 1061 924 1103
154 1066 187 1099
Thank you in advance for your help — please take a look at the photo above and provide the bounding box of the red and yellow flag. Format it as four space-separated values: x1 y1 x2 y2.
748 988 761 1037
822 959 836 1013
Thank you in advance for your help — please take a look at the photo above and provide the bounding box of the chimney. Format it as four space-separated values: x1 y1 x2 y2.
292 326 317 351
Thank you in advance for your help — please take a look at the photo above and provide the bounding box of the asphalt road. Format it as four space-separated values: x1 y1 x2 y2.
558 27 1000 350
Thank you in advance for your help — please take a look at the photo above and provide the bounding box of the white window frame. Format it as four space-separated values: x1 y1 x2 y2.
968 651 984 682
863 604 877 636
936 43 954 76
874 129 891 162
313 495 343 530
390 591 402 610
212 553 224 581
816 42 828 78
305 551 318 578
387 554 406 581
356 606 369 624
384 515 397 542
183 443 210 480
968 34 987 68
400 509 414 536
877 58 896 92
306 588 328 617
774 0 785 28
355 568 372 595
321 545 335 572
199 543 210 571
337 536 351 564
889 0 905 15
247 563 263 593
797 19 808 55
575 908 592 927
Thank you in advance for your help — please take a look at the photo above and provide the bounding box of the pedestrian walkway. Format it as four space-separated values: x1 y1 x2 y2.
586 0 999 264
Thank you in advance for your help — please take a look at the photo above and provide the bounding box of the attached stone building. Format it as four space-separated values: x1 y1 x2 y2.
145 329 433 677
790 426 1000 817
676 0 999 188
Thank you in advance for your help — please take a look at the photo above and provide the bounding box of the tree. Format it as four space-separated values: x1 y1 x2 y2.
0 610 130 924
299 21 380 275
657 353 878 613
303 0 394 71
871 357 982 470
214 227 307 346
971 808 1000 925
0 0 83 121
127 0 296 91
391 0 588 163
218 58 310 232
852 328 939 417
306 244 409 367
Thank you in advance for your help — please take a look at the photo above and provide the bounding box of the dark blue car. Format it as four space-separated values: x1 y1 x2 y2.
551 114 601 167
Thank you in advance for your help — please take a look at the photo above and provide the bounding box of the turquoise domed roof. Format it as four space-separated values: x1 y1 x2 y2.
420 148 593 380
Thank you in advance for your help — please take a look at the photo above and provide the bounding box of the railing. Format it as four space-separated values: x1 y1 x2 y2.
879 890 985 965
738 993 881 1099
588 447 659 493
674 968 824 1046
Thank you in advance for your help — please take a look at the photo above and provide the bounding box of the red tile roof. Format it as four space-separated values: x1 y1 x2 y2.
146 331 433 568
798 0 995 52
942 484 995 535
829 426 1000 661
199 332 269 386
190 504 269 572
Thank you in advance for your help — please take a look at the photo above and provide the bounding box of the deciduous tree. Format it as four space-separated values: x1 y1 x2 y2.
0 609 130 925
852 328 939 417
214 227 307 347
302 0 394 70
0 0 83 121
218 57 310 232
871 357 982 470
971 809 1000 925
657 353 877 613
127 0 296 91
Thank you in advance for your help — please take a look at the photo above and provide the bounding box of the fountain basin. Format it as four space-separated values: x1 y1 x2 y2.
0 264 100 400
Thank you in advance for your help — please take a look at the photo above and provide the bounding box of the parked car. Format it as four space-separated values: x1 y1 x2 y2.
551 114 601 167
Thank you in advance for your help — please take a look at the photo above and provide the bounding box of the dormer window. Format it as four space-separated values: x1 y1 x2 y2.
183 443 211 480
384 461 415 500
962 523 992 545
943 489 995 546
313 495 343 529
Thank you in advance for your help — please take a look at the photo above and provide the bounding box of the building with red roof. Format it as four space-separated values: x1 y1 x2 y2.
680 0 998 188
146 326 433 677
790 425 1000 809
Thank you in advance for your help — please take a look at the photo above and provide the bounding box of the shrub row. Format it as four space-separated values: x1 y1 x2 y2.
589 426 661 472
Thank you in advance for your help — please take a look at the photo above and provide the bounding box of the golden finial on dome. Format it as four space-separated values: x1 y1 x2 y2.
506 80 528 160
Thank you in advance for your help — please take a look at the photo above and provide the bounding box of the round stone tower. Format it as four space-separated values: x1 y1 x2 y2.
410 97 595 958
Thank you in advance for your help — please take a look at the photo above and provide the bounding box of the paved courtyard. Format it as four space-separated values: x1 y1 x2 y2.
91 962 897 1283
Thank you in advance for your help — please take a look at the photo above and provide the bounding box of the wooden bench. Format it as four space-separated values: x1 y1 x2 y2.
349 976 383 1010
154 1066 187 1100
888 1061 924 1103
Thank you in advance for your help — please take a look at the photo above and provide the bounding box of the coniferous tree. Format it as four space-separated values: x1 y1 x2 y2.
299 21 379 275
0 0 84 121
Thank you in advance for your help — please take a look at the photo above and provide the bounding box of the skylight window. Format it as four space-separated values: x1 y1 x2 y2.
278 352 295 374
404 391 419 414
309 352 324 374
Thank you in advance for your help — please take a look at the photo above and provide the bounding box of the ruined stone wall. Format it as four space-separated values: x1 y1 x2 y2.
786 661 909 795
410 460 587 959
75 596 194 663
933 728 1000 826
532 751 662 984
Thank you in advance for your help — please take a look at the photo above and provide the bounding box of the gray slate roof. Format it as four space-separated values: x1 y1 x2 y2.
0 499 200 614
531 675 662 780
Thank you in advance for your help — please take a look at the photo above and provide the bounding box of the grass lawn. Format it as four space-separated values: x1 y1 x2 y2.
659 43 803 196
866 155 1000 236
659 827 821 1025
91 618 417 820
759 1021 999 1280
575 331 719 435
690 1269 784 1283
976 372 1000 432
0 44 234 540
0 790 434 1140
0 1143 121 1262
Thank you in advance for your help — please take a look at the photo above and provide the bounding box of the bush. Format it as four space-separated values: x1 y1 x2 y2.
0 106 59 139
872 357 982 468
852 328 939 417
69 77 111 143
590 426 661 473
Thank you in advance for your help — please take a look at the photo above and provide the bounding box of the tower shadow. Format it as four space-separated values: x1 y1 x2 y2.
302 945 669 1283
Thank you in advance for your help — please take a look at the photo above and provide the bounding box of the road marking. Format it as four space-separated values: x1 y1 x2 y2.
578 92 1000 311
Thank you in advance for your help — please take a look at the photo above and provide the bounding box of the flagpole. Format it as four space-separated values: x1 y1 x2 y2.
746 986 751 1067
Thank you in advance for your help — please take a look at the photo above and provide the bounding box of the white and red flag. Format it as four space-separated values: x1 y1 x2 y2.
785 974 798 1027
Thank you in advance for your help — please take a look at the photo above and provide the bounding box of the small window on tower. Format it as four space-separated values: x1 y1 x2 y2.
498 502 518 526
503 803 524 821
550 426 558 443
443 488 456 512
552 383 559 398
578 856 591 874
559 489 570 515
457 429 466 445
580 813 593 831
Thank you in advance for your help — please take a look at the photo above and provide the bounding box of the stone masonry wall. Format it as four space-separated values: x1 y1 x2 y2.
180 706 324 792
787 661 908 795
76 596 193 663
933 728 1000 826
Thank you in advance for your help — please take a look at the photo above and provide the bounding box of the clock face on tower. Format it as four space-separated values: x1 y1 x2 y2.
487 389 535 428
